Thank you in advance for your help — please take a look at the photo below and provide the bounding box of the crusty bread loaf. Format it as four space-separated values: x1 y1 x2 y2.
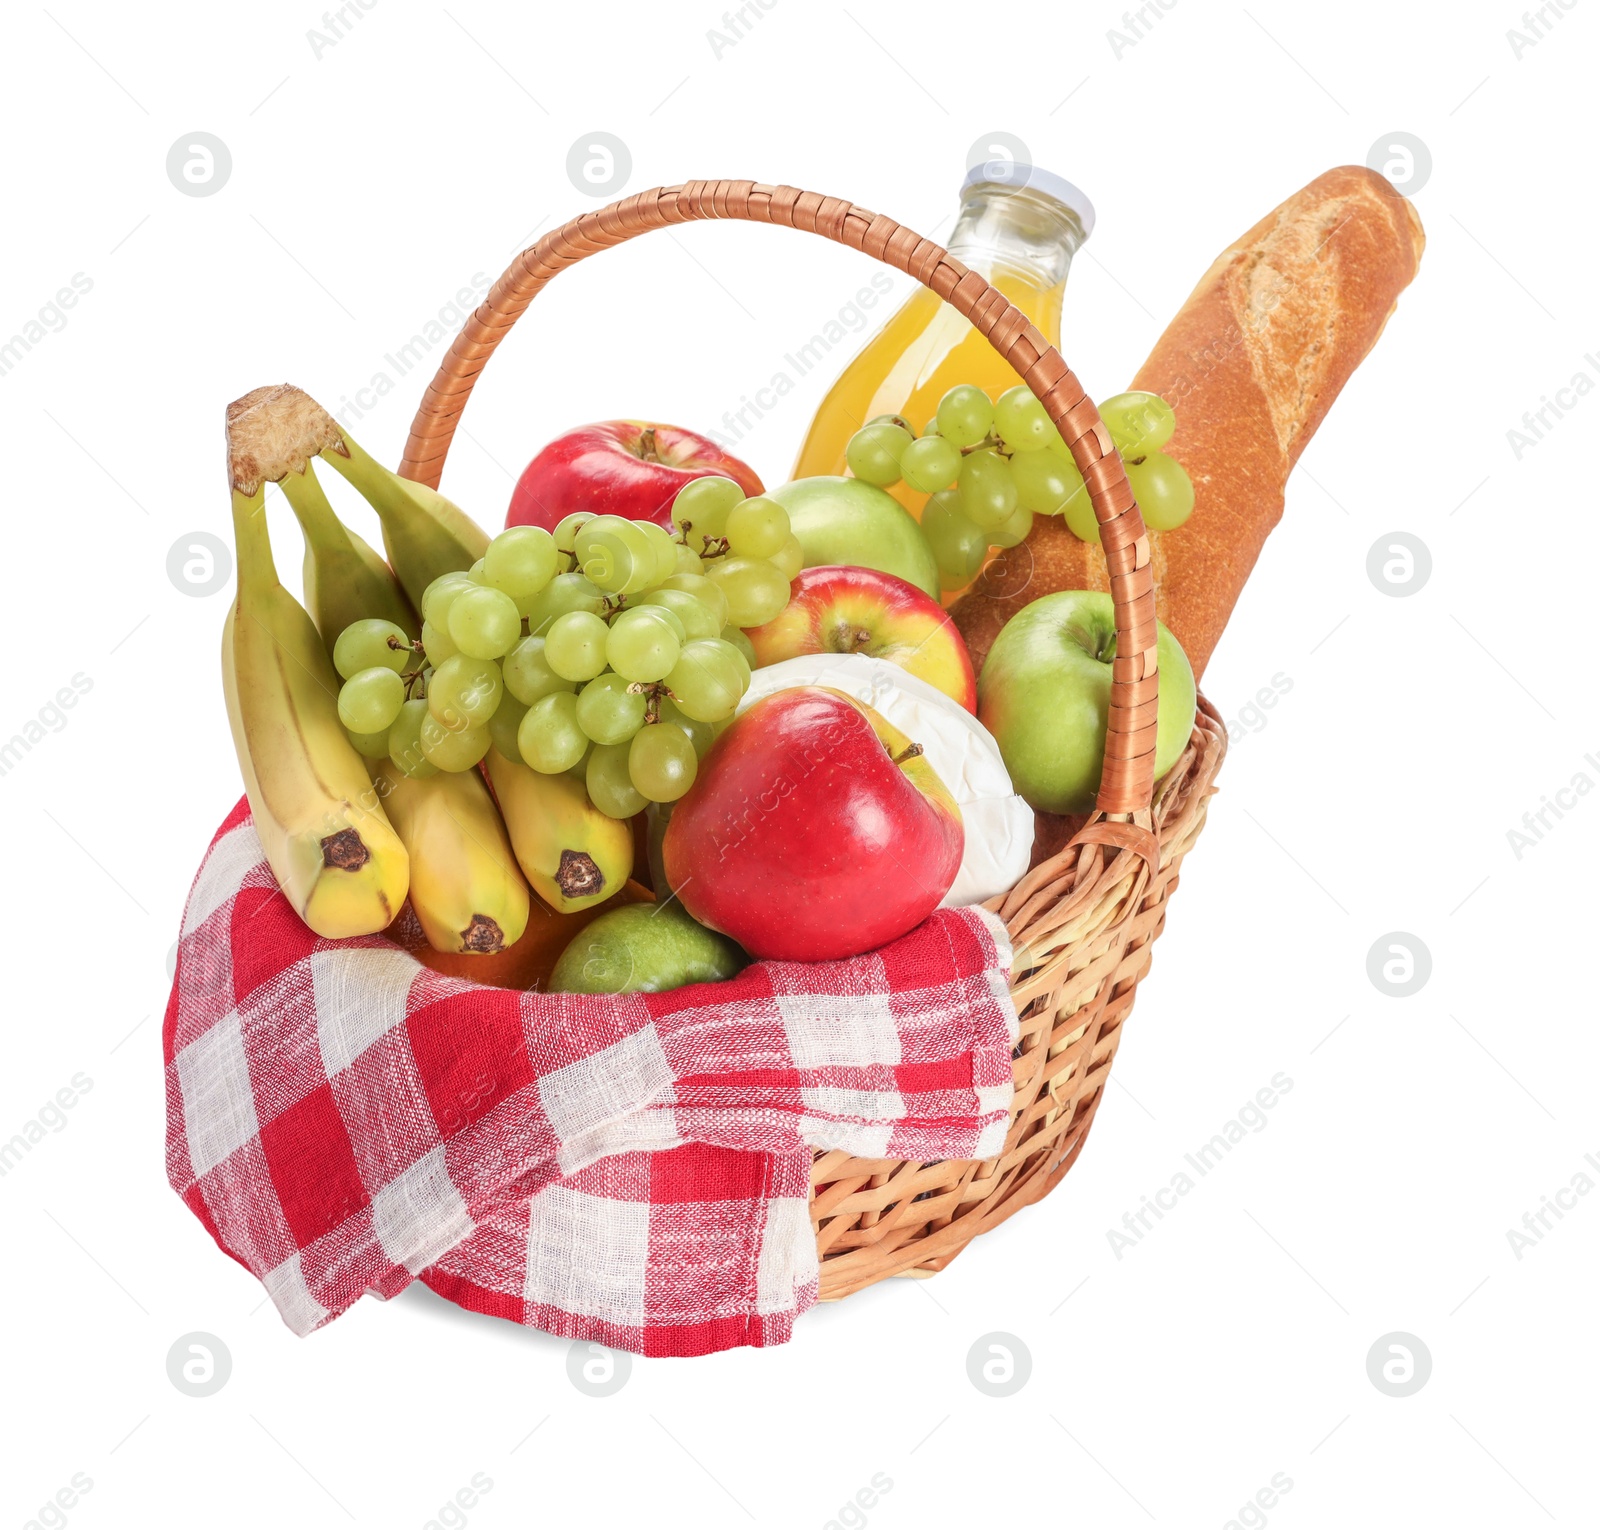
953 165 1425 681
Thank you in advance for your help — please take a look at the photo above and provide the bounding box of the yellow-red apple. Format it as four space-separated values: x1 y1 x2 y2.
744 566 977 712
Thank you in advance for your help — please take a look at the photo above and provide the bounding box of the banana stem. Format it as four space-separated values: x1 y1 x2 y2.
323 433 489 555
230 488 278 597
320 430 489 603
279 463 351 554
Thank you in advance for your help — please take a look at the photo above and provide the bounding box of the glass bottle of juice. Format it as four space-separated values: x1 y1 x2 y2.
792 164 1094 518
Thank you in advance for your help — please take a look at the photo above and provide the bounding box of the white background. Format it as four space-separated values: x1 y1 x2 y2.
1 1 1595 1526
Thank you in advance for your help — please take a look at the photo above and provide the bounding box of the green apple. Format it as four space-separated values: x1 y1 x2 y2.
978 590 1197 815
547 901 745 994
768 477 940 599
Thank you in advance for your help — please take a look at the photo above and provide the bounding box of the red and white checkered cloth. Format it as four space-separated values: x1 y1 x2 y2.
165 800 1018 1357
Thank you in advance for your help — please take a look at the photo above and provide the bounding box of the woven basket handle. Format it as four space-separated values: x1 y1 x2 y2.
401 181 1160 819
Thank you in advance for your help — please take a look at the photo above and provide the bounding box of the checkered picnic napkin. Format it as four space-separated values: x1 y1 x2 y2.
164 800 1018 1357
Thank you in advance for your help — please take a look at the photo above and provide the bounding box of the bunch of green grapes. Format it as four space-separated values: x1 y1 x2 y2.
843 385 1194 590
333 477 802 819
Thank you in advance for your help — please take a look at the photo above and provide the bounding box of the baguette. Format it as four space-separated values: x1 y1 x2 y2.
952 165 1425 681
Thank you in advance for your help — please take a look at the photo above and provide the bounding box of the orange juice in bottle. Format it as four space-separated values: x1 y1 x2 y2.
792 163 1093 517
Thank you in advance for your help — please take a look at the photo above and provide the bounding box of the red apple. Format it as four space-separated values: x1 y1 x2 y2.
662 687 964 962
506 421 763 533
745 566 977 712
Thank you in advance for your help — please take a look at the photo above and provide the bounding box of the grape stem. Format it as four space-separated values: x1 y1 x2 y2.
671 523 730 562
625 680 674 725
960 433 1013 460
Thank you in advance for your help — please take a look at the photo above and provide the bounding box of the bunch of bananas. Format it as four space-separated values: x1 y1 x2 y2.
221 385 630 954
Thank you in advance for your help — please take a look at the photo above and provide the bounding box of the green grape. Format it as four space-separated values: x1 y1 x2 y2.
957 450 1019 530
1101 391 1176 457
990 502 1035 549
1062 478 1101 545
665 640 744 722
552 511 596 557
936 384 994 449
716 635 751 691
345 725 392 759
420 618 458 667
1125 451 1194 531
724 496 791 559
658 697 715 758
487 689 528 764
673 543 705 577
719 626 756 667
707 556 789 628
427 653 502 730
518 692 589 773
419 711 490 772
867 412 914 433
637 521 681 586
671 476 743 540
845 422 913 487
922 490 990 589
993 385 1053 451
387 699 440 779
635 588 719 643
502 634 574 705
420 572 476 630
586 741 647 820
660 572 729 630
1010 447 1081 515
577 516 657 595
771 534 804 582
629 723 698 803
524 572 605 635
567 742 595 782
484 525 559 599
606 606 682 684
575 671 647 745
334 618 412 679
338 666 405 734
900 435 961 494
632 601 685 644
544 610 612 682
921 418 943 437
447 584 521 659
468 558 487 581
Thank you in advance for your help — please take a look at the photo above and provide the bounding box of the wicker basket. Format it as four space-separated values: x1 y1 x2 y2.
399 181 1227 1302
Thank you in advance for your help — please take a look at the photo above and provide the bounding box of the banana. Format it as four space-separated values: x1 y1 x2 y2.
485 748 634 914
220 445 409 938
369 760 530 954
319 426 489 607
278 462 417 656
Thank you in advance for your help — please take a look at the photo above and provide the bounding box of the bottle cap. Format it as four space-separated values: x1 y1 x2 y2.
961 162 1095 241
